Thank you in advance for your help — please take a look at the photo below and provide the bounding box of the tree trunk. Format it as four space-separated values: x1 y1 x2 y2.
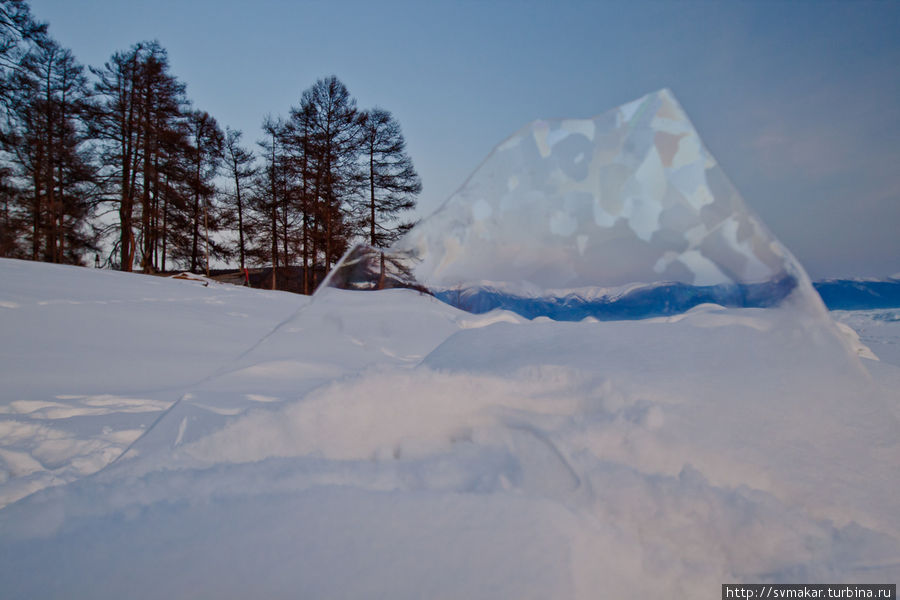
161 173 168 272
270 138 278 289
31 166 41 260
140 87 152 273
301 144 309 294
233 157 245 271
151 143 160 270
204 198 210 277
44 60 57 263
369 144 376 247
190 156 201 272
56 163 64 263
282 194 289 268
120 56 139 272
270 202 277 290
119 163 131 270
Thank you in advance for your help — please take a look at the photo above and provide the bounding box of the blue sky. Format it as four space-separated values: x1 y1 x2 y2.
28 0 900 278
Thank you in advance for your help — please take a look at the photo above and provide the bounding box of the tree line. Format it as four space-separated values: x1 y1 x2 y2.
0 0 421 293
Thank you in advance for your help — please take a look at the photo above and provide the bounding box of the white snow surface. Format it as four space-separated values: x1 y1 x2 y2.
832 309 900 366
1 257 899 599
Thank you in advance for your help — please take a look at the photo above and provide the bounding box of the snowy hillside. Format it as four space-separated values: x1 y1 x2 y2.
0 259 305 508
1 257 898 598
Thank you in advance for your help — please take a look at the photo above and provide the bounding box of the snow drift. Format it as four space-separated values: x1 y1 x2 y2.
1 261 898 598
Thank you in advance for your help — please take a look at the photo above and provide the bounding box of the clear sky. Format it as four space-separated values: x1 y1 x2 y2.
27 0 900 279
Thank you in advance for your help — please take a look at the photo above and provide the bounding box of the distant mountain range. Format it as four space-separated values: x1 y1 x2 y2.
432 276 799 322
813 277 900 310
426 277 900 320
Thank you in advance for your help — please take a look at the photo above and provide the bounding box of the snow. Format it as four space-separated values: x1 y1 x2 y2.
1 89 897 595
1 257 899 598
832 309 900 365
0 258 304 507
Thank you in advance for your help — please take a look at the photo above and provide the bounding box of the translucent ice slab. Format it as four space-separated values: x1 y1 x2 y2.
325 89 823 321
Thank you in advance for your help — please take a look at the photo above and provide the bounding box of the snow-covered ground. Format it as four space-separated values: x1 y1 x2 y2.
1 258 898 598
0 259 304 507
832 308 900 366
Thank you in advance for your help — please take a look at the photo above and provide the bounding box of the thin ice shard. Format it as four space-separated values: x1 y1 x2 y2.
325 89 823 321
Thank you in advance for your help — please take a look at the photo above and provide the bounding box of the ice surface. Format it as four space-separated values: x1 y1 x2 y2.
327 90 825 320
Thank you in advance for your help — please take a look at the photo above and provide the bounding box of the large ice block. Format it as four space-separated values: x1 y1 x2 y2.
325 89 823 320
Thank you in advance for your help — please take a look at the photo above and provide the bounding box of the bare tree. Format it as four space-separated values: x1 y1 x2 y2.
358 107 420 249
297 76 362 273
249 115 288 288
91 42 150 271
184 109 223 275
0 0 47 111
91 41 191 272
5 36 97 263
223 126 255 271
